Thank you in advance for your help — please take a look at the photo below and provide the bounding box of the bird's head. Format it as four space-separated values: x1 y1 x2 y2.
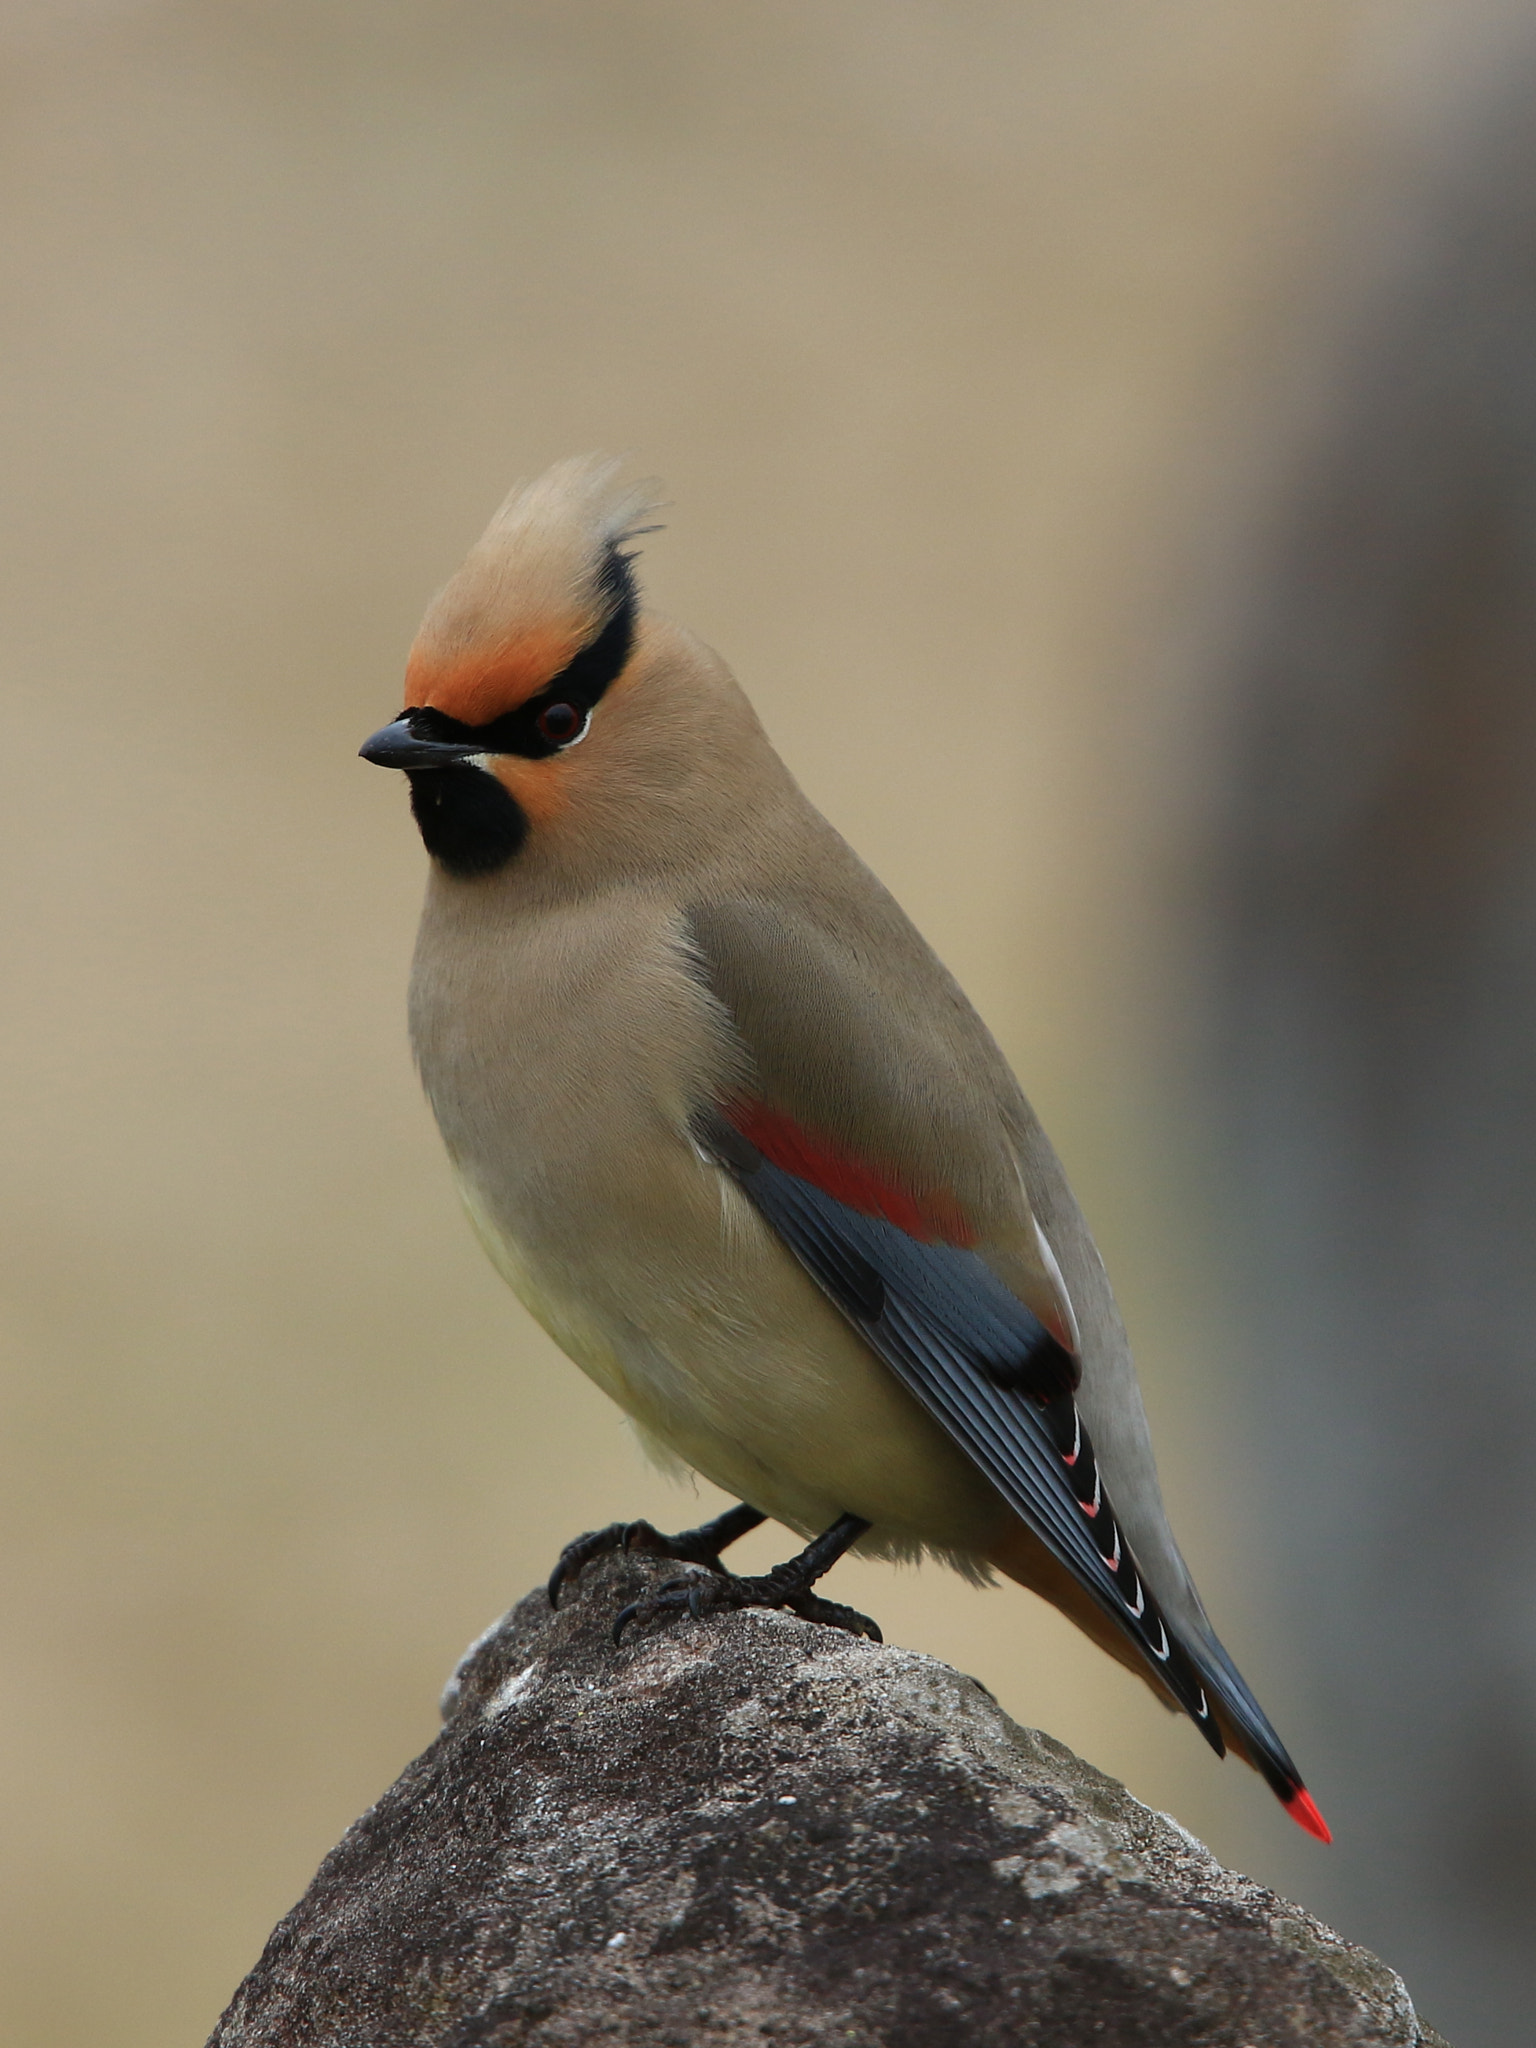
360 456 662 878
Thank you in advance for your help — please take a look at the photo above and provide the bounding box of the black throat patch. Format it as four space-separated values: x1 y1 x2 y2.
408 764 528 877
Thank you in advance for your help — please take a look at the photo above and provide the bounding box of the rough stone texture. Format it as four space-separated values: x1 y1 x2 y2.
210 1551 1449 2046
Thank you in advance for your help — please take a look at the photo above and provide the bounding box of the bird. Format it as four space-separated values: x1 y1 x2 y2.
359 455 1330 1842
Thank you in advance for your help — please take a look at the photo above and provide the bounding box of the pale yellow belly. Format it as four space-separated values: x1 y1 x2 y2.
456 1166 1008 1563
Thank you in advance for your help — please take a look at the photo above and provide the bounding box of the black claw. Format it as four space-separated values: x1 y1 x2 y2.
547 1505 768 1612
612 1572 713 1644
788 1591 883 1642
610 1561 881 1646
548 1521 630 1609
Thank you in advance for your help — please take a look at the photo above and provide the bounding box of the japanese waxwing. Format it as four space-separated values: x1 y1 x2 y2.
360 456 1329 1841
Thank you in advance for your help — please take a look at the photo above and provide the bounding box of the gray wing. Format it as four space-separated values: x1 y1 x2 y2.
686 895 1316 1809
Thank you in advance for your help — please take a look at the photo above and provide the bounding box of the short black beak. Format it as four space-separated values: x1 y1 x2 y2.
359 715 483 771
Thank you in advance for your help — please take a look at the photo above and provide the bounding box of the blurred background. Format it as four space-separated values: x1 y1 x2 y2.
3 3 1535 2042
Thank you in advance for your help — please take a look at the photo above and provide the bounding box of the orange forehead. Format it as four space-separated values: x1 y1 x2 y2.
403 623 586 726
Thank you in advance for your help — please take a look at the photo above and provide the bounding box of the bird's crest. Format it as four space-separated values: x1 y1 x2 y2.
405 456 660 727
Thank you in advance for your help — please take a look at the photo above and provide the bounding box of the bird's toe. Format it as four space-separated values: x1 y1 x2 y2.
547 1521 633 1608
611 1566 881 1644
785 1590 883 1641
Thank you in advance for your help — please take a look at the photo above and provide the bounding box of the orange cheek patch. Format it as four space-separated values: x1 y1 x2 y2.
489 756 575 829
405 623 588 725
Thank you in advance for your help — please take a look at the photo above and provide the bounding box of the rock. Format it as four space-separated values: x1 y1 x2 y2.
209 1550 1448 2046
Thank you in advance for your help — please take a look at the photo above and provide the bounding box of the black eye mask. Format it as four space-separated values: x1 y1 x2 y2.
365 546 638 878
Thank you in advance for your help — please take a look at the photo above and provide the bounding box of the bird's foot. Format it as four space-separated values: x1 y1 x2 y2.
547 1502 766 1609
614 1568 882 1644
611 1512 881 1644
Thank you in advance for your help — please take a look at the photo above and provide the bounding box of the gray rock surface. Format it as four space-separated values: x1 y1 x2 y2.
209 1550 1448 2046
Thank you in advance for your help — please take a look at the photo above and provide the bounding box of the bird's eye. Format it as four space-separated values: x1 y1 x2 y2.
536 701 586 747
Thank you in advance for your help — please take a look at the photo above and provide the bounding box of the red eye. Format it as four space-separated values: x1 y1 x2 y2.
536 701 584 746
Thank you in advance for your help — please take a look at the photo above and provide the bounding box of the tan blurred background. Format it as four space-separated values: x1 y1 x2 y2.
3 4 1533 2044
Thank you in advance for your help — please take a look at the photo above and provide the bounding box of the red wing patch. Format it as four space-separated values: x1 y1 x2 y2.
725 1100 976 1247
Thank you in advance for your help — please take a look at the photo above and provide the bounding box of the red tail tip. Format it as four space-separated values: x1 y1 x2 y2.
1284 1786 1333 1843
